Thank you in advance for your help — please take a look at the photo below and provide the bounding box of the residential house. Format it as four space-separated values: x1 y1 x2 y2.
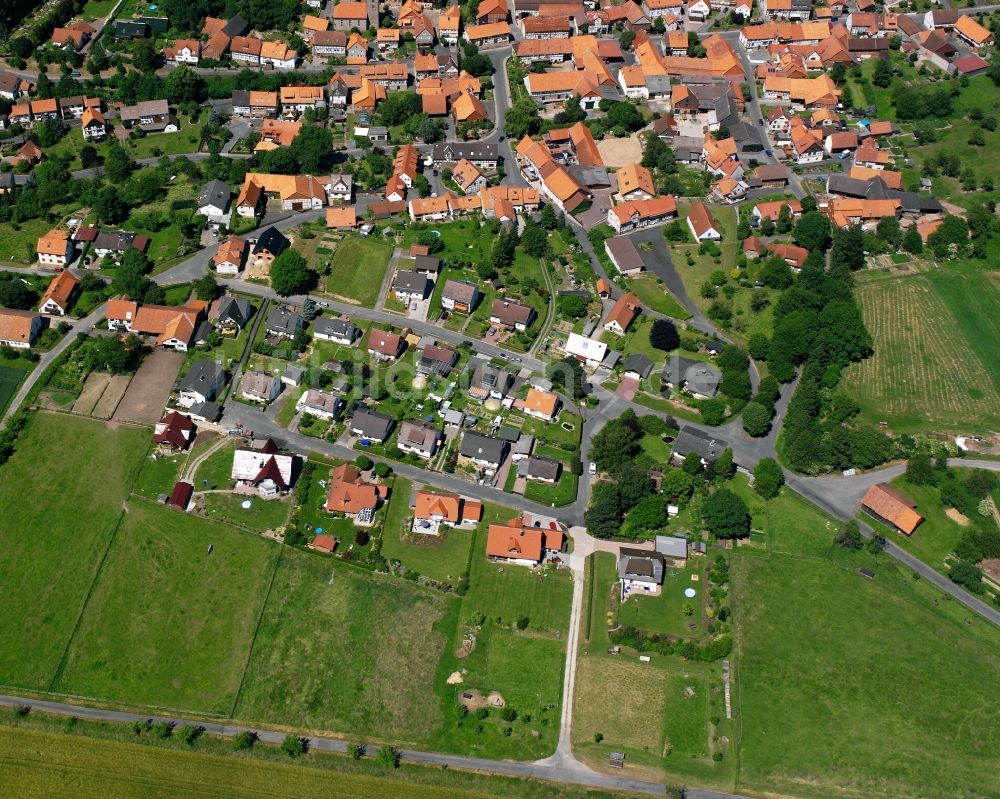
459 431 508 471
397 420 441 459
752 199 802 225
686 202 721 240
486 519 563 566
325 174 353 203
350 408 395 443
464 21 513 48
251 227 291 268
392 270 431 302
118 99 176 133
602 292 641 336
954 15 993 51
92 230 149 260
314 317 358 345
232 440 295 496
153 411 196 453
106 297 205 351
313 30 348 58
208 295 254 334
367 328 404 361
520 455 562 483
619 547 665 593
213 236 248 276
608 196 678 234
279 85 326 117
522 387 560 421
265 306 303 340
164 38 200 64
671 425 724 465
413 490 482 531
662 357 721 399
431 142 499 169
470 362 513 400
197 179 232 225
36 229 73 267
452 158 489 194
241 370 282 403
861 483 924 535
332 1 370 30
767 242 808 269
604 235 645 275
324 464 388 522
438 5 462 45
417 345 458 376
564 332 608 368
231 90 279 118
296 389 342 420
476 0 509 24
490 298 535 331
81 107 107 141
616 163 656 201
623 353 654 380
0 309 44 349
38 270 78 315
325 207 357 230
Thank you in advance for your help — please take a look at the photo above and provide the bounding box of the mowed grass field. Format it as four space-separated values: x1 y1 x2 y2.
324 236 393 307
732 525 1000 798
0 363 27 414
842 269 1000 433
235 550 451 744
0 413 149 690
53 502 279 715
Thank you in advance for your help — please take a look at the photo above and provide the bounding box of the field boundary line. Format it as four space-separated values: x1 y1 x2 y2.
229 543 285 718
45 439 154 693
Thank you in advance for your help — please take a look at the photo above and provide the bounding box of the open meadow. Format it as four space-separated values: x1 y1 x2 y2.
732 488 1000 799
0 413 149 691
54 502 279 715
842 268 1000 434
324 237 393 307
234 550 451 745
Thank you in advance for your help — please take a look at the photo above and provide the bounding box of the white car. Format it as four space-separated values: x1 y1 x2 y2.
589 462 597 475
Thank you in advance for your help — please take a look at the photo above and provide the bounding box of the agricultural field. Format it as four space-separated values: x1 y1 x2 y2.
0 362 29 415
235 551 451 745
54 502 279 715
732 495 1000 799
0 413 149 690
842 268 1000 434
324 236 393 307
0 721 612 799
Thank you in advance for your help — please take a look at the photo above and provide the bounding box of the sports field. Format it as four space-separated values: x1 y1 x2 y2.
324 236 393 307
0 413 149 690
235 550 451 744
842 269 1000 433
732 508 1000 799
54 502 279 715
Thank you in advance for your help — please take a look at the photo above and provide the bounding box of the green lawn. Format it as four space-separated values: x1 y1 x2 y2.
639 432 671 464
0 218 52 263
616 560 705 637
842 268 1000 433
234 550 451 745
379 478 476 583
132 450 186 501
200 492 291 533
0 413 149 691
193 441 237 490
625 274 692 320
324 236 393 307
524 471 579 507
81 0 116 19
54 502 279 715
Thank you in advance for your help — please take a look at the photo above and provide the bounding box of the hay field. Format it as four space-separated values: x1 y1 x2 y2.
842 271 1000 433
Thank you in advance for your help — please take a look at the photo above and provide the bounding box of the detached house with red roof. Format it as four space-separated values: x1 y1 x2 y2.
602 292 641 336
686 202 722 241
486 517 564 567
38 269 79 315
232 439 296 498
325 464 388 523
153 411 196 453
413 490 482 533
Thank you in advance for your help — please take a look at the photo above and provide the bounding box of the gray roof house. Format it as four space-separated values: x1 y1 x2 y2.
241 370 281 403
209 296 253 332
605 234 645 275
459 431 508 468
519 455 562 483
671 426 724 465
662 357 721 400
623 353 654 380
197 179 231 223
313 316 358 344
417 345 458 376
655 535 688 563
265 307 304 339
178 359 225 407
350 408 395 442
618 547 665 587
397 420 441 459
392 270 430 300
470 361 513 400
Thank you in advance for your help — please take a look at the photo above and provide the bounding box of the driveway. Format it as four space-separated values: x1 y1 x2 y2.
574 188 614 230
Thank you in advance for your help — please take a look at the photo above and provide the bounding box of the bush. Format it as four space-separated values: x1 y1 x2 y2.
233 731 257 750
281 734 307 757
348 743 366 759
151 722 174 739
355 455 373 471
176 725 202 745
377 745 401 768
516 615 530 630
374 462 391 478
